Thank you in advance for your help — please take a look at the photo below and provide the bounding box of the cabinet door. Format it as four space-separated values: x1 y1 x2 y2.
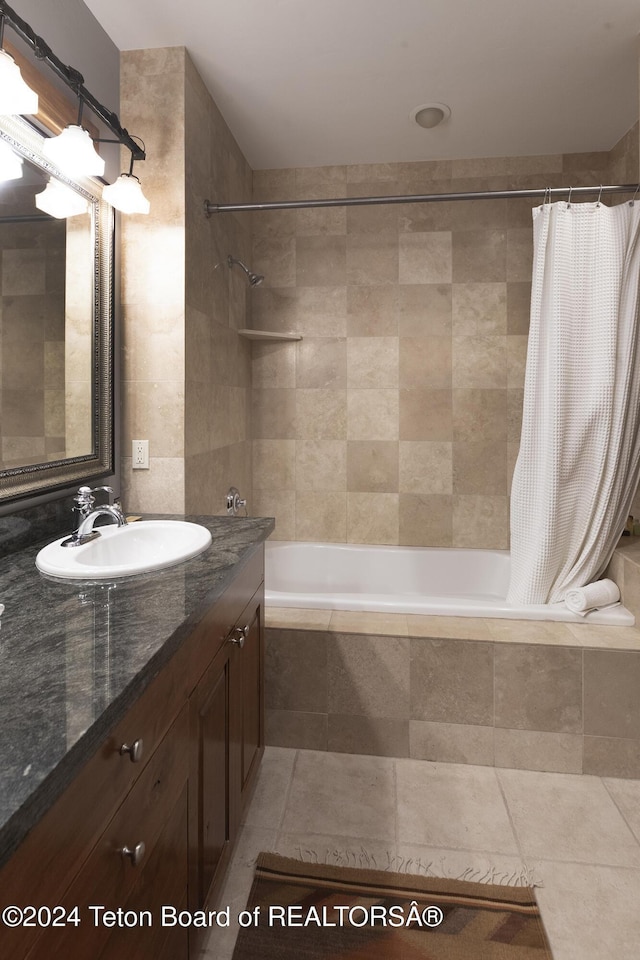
237 585 264 810
189 639 234 915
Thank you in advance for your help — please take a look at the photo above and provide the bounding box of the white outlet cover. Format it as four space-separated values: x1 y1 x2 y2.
132 439 149 469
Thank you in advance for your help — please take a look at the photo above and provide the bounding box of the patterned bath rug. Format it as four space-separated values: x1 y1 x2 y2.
231 852 553 959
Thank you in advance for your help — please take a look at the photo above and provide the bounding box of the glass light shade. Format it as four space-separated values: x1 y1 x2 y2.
42 125 105 177
410 102 451 129
35 178 90 219
102 173 150 214
0 49 39 115
0 140 23 182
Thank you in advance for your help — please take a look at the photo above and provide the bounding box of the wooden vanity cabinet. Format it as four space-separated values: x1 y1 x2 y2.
0 544 265 960
237 586 264 808
26 706 191 960
188 572 265 953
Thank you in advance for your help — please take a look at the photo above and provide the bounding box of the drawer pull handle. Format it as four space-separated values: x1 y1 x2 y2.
119 739 143 763
120 841 146 867
227 624 249 648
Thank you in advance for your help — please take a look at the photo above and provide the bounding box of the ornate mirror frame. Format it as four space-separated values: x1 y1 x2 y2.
0 113 114 503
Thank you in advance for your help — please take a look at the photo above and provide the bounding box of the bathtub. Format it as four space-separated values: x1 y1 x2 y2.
264 541 634 625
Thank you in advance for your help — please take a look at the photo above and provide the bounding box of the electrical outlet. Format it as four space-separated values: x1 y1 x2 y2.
132 439 149 469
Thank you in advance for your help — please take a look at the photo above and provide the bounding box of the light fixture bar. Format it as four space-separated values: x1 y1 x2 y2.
0 0 145 162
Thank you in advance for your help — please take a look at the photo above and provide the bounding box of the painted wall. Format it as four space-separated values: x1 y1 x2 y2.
251 128 639 548
14 0 119 115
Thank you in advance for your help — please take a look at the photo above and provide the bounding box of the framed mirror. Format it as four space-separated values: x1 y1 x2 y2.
0 112 114 503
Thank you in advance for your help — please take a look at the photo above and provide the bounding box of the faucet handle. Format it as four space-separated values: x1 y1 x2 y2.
74 485 96 516
226 487 247 517
91 485 115 503
75 484 113 500
73 485 116 525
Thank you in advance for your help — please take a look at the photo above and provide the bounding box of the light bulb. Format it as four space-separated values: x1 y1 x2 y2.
35 178 90 218
0 140 23 182
102 173 150 214
0 49 39 115
42 125 105 178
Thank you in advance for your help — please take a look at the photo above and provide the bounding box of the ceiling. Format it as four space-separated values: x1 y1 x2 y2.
82 0 640 170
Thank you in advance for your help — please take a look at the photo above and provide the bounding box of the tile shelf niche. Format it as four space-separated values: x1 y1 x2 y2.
238 329 302 341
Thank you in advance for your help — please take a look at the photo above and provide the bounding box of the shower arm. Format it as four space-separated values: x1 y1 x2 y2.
227 255 251 277
226 255 263 286
205 183 640 215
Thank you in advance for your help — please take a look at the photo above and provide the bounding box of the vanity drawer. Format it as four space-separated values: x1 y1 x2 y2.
0 644 190 960
25 704 189 960
186 544 264 687
95 795 189 960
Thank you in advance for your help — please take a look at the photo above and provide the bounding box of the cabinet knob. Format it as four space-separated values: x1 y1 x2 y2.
227 624 249 648
120 841 146 867
119 739 143 763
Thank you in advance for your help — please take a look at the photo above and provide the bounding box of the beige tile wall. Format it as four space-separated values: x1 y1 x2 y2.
265 624 640 777
119 48 254 515
251 130 638 547
609 539 640 624
0 217 66 466
64 215 93 458
184 54 253 515
117 38 637 531
120 48 187 512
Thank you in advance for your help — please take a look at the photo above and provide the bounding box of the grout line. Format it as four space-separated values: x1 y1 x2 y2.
492 637 497 763
392 755 399 850
600 779 640 849
529 855 640 873
494 767 527 866
272 746 300 845
581 646 585 774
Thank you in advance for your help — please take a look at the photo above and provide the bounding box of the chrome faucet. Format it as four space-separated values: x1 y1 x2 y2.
77 503 127 540
63 486 127 547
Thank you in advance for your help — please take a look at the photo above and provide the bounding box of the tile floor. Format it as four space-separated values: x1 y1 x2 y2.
202 747 640 960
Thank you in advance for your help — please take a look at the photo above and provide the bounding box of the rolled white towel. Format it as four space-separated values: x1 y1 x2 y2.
565 579 620 616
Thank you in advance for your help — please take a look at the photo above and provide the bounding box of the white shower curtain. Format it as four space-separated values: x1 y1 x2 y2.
508 200 640 605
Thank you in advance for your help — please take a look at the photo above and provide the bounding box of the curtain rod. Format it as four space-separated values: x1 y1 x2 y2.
204 183 640 215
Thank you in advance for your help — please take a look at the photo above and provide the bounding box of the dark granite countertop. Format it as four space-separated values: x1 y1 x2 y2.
0 514 274 869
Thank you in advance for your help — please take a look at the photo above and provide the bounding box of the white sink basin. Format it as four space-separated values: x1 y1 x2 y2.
36 520 212 580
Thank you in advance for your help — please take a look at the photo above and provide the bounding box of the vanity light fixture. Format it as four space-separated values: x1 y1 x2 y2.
0 1 146 203
0 12 38 115
35 177 90 219
42 97 105 178
102 142 150 214
0 138 23 181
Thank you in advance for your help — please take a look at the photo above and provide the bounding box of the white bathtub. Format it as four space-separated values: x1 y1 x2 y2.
264 541 634 625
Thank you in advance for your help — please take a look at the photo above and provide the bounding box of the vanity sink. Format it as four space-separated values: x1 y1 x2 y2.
35 520 212 580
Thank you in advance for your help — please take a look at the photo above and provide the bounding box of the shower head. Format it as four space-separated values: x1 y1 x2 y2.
227 255 264 287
